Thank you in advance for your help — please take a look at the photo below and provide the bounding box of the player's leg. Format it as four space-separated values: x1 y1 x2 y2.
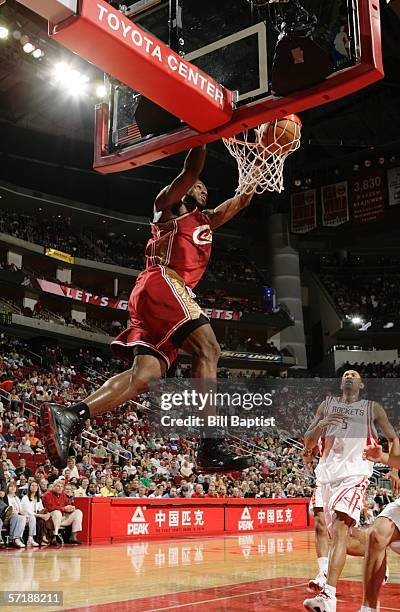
304 476 367 611
42 354 165 467
180 323 254 471
326 510 355 587
308 508 329 592
304 510 352 611
361 515 400 611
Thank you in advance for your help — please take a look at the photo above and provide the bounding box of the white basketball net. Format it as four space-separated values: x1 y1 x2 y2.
223 120 301 196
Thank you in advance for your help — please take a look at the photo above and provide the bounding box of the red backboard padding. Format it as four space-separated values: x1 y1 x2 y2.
49 0 234 133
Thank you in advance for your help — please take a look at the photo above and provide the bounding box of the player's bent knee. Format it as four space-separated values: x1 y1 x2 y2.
368 520 393 550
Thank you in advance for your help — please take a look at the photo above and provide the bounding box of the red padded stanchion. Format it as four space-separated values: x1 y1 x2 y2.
49 0 234 133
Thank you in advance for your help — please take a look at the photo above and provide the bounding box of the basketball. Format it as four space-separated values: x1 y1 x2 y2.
259 114 302 155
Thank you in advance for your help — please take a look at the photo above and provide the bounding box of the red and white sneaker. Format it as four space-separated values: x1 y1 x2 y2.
307 571 327 593
303 589 337 611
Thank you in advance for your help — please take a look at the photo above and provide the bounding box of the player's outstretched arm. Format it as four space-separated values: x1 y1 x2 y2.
154 146 206 213
204 189 255 229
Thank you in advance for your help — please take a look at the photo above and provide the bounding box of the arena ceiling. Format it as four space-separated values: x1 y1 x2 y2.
0 0 400 211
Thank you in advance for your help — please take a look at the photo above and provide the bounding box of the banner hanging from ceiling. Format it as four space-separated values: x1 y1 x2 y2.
291 190 317 233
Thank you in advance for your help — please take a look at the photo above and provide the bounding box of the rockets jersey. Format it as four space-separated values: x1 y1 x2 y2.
145 208 212 289
315 396 377 484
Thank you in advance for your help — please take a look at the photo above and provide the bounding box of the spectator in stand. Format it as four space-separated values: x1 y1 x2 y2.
124 458 137 477
100 477 116 497
148 484 164 498
180 460 193 478
47 466 59 484
4 481 28 548
42 480 82 545
4 424 18 446
20 481 48 547
63 458 79 480
0 420 7 450
272 484 286 499
180 484 192 499
164 487 178 499
191 484 204 498
64 483 75 504
205 483 218 498
117 482 132 497
374 487 393 512
28 430 41 452
86 482 98 497
93 441 108 459
38 479 48 495
0 459 7 493
75 478 90 497
15 458 33 479
17 476 28 497
133 485 147 498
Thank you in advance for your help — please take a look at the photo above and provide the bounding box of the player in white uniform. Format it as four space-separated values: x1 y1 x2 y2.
361 442 400 611
306 447 378 594
302 370 399 612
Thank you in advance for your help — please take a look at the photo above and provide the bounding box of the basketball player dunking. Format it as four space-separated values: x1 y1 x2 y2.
302 370 399 612
41 145 256 472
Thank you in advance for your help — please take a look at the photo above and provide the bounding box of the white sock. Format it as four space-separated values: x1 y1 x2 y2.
317 556 329 574
324 584 336 597
360 607 378 612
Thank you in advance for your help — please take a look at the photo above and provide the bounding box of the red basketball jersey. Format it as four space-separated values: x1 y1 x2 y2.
145 208 212 289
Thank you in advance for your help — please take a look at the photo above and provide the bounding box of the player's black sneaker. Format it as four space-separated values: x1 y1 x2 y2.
40 403 81 469
196 439 254 472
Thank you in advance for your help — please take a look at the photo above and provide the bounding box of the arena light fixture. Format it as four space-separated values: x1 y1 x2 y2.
96 84 107 99
0 26 9 39
52 62 90 96
351 316 363 325
32 48 44 58
23 42 35 53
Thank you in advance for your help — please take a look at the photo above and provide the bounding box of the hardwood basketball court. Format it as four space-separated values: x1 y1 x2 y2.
1 530 399 611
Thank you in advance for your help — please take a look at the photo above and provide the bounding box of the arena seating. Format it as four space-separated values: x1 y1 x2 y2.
0 208 263 285
0 335 310 502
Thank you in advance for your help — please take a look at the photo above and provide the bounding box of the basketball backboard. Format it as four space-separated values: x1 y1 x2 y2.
93 0 383 173
15 0 383 173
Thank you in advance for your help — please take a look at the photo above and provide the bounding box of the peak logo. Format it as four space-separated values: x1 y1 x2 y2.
193 225 212 245
128 506 149 535
238 507 254 531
